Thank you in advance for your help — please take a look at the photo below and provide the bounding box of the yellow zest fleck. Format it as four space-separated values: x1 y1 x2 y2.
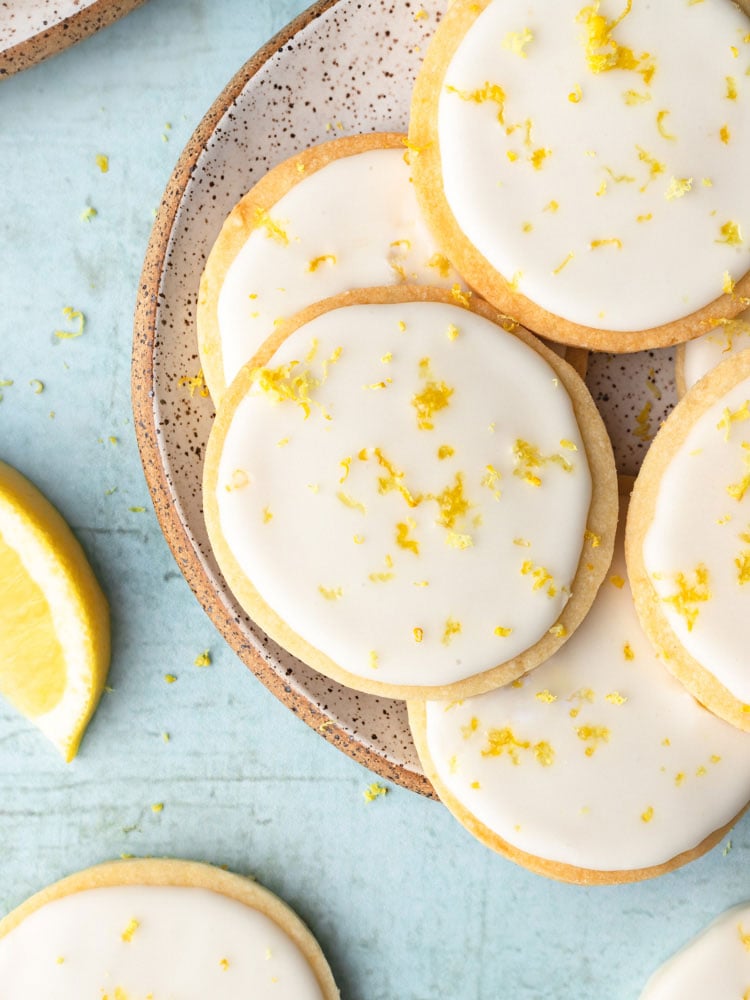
121 919 140 942
596 180 608 197
675 772 686 787
717 401 750 440
80 205 97 222
633 401 653 441
442 617 462 645
716 221 743 247
413 627 424 643
502 27 534 57
433 472 472 530
482 727 555 767
605 691 627 705
369 569 394 582
368 650 379 670
151 802 164 813
576 1 655 84
462 716 479 738
412 375 454 430
641 806 654 823
164 674 177 684
536 689 557 703
656 110 676 140
307 254 337 272
470 780 481 789
56 956 65 964
549 624 567 638
494 626 513 637
446 530 473 550
696 765 707 777
665 176 693 200
338 457 353 484
662 564 711 631
584 530 601 548
568 84 583 103
636 146 665 191
54 306 85 340
194 650 211 667
560 439 577 452
446 324 460 342
553 251 575 274
604 167 635 184
219 958 230 971
318 584 344 601
96 153 109 172
400 136 431 165
623 642 635 660
520 560 557 597
513 438 573 486
590 237 623 250
576 724 610 756
637 212 653 223
522 221 534 233
129 506 146 514
727 76 738 100
646 368 662 400
720 124 731 144
437 444 455 460
481 464 502 500
507 150 519 162
735 550 750 585
610 574 625 588
396 520 420 555
513 537 531 548
530 147 552 171
179 369 209 398
363 782 388 802
253 207 289 245
225 468 249 492
623 89 651 105
723 271 736 295
374 448 422 508
29 379 44 394
336 490 366 514
445 81 507 124
544 201 560 214
450 284 471 307
427 252 452 278
262 506 273 524
728 444 750 501
250 350 339 419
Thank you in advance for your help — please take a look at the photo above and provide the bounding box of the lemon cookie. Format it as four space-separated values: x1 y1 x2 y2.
676 305 750 397
0 459 109 761
627 350 750 731
198 133 466 403
204 285 616 701
640 904 750 999
408 482 750 884
0 858 339 999
409 0 750 352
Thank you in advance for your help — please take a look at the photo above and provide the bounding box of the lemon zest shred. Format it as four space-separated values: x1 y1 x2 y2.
54 306 85 340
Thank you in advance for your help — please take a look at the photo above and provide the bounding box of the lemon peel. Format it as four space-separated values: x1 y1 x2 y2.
0 460 110 761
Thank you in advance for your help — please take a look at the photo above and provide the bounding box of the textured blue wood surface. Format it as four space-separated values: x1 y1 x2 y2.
0 2 749 998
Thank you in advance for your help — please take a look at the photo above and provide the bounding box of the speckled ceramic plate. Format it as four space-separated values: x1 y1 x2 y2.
0 0 146 77
132 0 678 796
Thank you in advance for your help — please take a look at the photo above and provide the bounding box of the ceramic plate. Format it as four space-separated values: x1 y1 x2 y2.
132 0 679 796
0 0 146 77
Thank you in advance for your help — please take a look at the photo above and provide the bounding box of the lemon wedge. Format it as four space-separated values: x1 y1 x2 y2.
0 460 110 761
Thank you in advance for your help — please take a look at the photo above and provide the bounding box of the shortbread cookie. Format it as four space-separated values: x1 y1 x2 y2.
204 286 616 701
409 0 750 352
640 904 750 999
408 482 750 884
0 858 339 999
676 306 750 397
198 133 466 403
627 350 750 731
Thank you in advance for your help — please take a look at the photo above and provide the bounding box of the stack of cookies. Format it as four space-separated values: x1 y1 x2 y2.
197 0 750 886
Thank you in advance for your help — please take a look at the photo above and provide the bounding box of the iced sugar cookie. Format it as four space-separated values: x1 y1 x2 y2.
627 350 750 732
0 858 339 1000
676 305 750 397
204 286 616 701
409 0 750 352
640 903 750 999
198 133 466 403
408 483 750 884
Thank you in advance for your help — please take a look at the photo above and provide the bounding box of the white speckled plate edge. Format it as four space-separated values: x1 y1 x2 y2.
0 0 146 78
131 0 682 798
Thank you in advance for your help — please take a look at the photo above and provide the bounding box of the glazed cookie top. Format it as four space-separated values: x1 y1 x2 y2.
409 492 750 881
678 305 750 396
203 288 616 701
627 351 750 729
0 861 337 1000
198 134 465 402
410 0 750 349
640 903 750 999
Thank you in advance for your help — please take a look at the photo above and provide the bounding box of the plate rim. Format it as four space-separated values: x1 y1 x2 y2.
0 0 147 78
131 0 434 799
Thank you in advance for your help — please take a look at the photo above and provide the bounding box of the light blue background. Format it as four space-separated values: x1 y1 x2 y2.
0 2 748 998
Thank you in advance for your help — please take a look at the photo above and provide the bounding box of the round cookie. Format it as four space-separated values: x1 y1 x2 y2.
627 349 750 732
203 286 617 701
640 903 750 999
197 133 467 403
676 305 750 397
0 858 339 999
409 0 750 352
408 482 750 884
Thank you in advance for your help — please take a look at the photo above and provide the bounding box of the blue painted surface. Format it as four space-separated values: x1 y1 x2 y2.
0 2 748 998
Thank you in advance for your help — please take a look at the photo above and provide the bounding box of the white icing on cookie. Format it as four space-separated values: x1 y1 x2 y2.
640 903 750 1000
0 885 324 999
217 146 462 390
438 0 750 330
211 300 592 689
681 306 750 392
418 506 750 872
643 373 750 703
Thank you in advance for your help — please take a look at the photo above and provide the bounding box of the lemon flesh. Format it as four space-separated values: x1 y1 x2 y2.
0 460 110 761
